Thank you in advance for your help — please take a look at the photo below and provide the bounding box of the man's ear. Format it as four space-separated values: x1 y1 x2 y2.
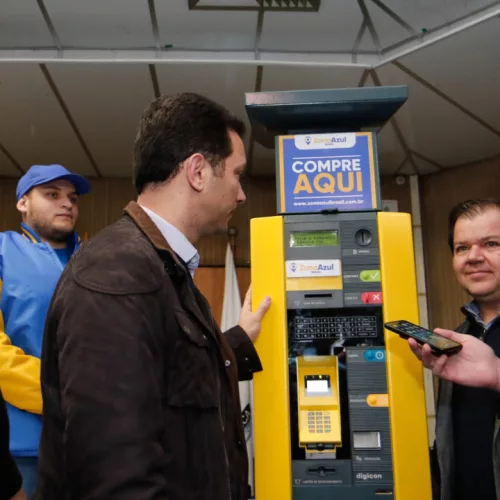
16 196 28 216
184 153 208 193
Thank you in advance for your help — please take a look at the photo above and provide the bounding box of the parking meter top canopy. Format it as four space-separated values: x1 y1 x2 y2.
244 86 408 215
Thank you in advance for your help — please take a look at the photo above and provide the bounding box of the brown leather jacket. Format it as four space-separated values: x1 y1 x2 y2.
34 202 262 500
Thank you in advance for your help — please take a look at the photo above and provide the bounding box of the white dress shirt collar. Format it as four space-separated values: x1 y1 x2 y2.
139 204 200 276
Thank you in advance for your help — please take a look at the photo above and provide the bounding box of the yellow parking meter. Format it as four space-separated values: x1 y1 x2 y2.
246 87 432 500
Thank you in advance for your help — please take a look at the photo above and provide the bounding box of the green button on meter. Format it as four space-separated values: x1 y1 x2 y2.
360 270 381 282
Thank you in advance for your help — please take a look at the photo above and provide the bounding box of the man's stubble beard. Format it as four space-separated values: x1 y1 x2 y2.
32 219 73 244
465 286 500 304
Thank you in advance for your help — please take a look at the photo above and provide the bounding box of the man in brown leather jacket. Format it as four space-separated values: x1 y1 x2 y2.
1 389 25 500
34 92 271 500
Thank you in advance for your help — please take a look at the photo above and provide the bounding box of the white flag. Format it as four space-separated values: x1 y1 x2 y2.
221 242 242 331
220 242 254 496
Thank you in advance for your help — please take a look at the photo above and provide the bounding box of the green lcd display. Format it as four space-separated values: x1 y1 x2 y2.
289 230 339 248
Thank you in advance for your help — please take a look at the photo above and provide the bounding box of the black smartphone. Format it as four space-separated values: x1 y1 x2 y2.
384 320 463 356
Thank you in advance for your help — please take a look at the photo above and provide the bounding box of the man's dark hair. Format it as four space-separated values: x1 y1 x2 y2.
133 92 246 194
448 198 500 252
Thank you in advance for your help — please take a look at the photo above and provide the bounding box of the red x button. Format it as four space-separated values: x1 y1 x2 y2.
361 291 383 304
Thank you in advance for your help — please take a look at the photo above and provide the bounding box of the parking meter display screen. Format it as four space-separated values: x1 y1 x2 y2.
289 230 339 248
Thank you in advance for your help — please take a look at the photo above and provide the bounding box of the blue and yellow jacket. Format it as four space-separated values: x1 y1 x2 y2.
0 223 81 457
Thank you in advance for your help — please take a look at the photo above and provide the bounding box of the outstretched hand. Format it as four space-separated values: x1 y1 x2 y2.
238 285 271 343
409 328 500 391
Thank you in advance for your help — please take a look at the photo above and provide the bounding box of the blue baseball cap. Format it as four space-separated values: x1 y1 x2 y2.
16 164 91 201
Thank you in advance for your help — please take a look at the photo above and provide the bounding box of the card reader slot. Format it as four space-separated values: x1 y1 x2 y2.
304 293 333 298
296 356 342 452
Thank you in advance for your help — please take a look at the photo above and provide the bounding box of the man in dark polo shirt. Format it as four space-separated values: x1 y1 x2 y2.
412 198 500 500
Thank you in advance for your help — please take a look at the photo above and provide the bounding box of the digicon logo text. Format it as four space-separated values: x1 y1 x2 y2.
356 473 383 480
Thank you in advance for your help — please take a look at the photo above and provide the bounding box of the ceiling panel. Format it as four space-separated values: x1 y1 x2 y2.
374 63 500 165
261 3 363 52
156 0 257 50
380 0 495 36
0 149 21 177
156 63 257 151
0 64 94 176
412 155 441 175
0 1 52 47
44 0 154 48
400 17 500 132
356 28 378 53
364 1 417 50
0 1 497 179
47 63 154 176
262 65 363 92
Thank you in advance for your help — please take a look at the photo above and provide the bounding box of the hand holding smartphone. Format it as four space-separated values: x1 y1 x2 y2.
385 320 463 356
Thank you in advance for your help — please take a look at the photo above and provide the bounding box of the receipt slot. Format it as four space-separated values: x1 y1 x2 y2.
247 87 432 500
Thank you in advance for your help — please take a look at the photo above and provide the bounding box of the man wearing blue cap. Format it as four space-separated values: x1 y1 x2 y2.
0 164 90 498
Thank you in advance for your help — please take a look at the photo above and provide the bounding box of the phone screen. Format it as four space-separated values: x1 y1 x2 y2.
412 330 460 350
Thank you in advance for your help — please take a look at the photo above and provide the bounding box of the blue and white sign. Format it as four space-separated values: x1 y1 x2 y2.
276 132 381 214
286 259 341 278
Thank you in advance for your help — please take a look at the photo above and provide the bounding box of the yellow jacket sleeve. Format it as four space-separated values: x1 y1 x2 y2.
0 308 42 415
